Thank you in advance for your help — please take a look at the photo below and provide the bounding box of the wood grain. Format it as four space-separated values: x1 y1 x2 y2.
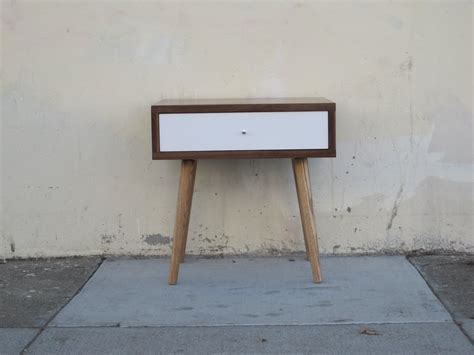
292 158 322 283
168 159 197 285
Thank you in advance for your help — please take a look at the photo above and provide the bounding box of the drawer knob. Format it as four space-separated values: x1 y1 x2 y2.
241 130 247 135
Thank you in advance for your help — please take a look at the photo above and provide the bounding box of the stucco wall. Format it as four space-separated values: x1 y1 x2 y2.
1 1 472 258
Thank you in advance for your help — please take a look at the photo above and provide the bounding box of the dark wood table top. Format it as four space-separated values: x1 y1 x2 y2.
154 97 334 106
152 98 335 114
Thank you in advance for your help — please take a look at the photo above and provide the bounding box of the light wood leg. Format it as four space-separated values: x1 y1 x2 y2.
297 158 315 261
292 158 322 283
179 160 197 264
168 159 197 285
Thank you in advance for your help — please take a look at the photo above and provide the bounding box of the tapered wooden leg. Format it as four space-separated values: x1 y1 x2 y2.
292 158 322 283
168 159 197 285
179 161 197 264
301 159 314 261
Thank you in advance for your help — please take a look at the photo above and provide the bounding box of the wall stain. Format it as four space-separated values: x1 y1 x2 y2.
399 56 413 73
117 214 124 237
196 233 231 255
387 184 404 231
101 234 116 244
142 234 170 246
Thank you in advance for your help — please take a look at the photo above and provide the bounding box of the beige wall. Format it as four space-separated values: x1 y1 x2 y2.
1 1 472 258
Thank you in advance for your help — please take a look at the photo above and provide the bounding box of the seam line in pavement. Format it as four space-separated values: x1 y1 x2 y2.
407 255 474 345
39 321 457 330
20 257 106 354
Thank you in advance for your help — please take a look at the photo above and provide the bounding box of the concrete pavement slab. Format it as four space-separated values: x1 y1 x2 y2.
462 320 474 343
410 255 474 341
27 323 473 354
51 256 450 327
0 328 38 355
0 257 101 327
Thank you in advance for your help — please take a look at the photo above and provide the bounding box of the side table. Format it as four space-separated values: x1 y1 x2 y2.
151 98 336 284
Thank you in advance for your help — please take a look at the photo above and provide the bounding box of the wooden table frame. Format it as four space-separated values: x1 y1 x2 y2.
151 98 336 285
167 157 322 285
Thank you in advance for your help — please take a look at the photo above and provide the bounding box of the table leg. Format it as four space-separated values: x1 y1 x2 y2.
292 158 322 283
168 159 197 285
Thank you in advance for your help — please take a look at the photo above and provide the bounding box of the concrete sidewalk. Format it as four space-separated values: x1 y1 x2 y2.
0 257 101 354
1 255 473 354
410 255 474 342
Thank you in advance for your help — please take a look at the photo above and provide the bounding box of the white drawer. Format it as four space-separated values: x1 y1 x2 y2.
159 111 329 152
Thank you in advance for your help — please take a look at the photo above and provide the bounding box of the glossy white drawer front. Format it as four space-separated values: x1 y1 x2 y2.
159 111 328 152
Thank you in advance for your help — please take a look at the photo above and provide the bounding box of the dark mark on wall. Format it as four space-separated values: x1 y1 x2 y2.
387 184 404 231
142 234 170 245
347 207 352 213
117 214 124 237
399 56 413 73
265 247 282 256
101 234 116 244
10 242 15 253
